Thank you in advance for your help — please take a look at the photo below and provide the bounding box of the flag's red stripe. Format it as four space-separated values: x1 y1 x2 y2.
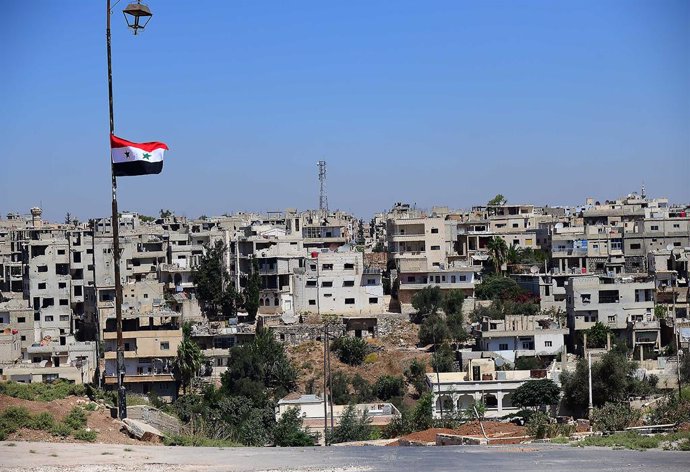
111 134 169 152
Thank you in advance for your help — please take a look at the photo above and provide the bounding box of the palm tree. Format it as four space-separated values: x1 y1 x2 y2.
487 236 508 276
506 244 524 273
175 322 204 395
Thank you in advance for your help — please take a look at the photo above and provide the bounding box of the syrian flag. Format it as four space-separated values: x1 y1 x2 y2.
111 134 169 177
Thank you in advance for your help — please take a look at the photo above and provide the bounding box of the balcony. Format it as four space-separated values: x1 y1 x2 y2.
103 373 175 384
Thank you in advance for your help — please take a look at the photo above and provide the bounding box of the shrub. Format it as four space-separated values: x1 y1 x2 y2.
163 434 240 447
50 422 73 437
374 375 404 401
273 407 316 447
0 406 32 429
28 412 56 431
73 429 97 442
0 380 85 402
363 353 378 364
404 358 428 398
331 337 369 366
591 403 641 432
327 404 372 444
526 411 551 439
63 407 88 430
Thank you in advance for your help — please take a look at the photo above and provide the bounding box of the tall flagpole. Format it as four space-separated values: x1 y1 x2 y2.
107 0 127 420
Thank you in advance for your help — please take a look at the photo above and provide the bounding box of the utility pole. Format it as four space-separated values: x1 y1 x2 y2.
588 353 594 418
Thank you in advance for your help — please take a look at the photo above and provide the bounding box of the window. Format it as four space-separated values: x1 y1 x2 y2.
58 282 66 289
18 317 26 323
322 281 333 288
308 299 316 306
38 265 48 273
144 293 149 298
608 315 616 323
57 249 66 255
45 315 54 322
431 228 439 234
323 293 332 298
86 249 93 254
525 239 533 245
38 283 46 290
673 223 680 228
499 343 508 350
344 263 354 270
544 341 552 347
160 341 170 350
59 299 68 306
306 280 317 287
343 280 355 287
74 286 82 296
650 225 659 231
42 298 54 308
369 297 378 304
73 252 81 263
430 245 440 250
599 290 619 304
581 294 591 304
522 342 531 349
512 223 519 228
345 298 355 305
513 239 519 246
20 335 26 341
630 243 641 250
451 276 456 283
407 276 415 283
674 242 682 247
367 278 376 285
322 264 333 271
60 315 69 321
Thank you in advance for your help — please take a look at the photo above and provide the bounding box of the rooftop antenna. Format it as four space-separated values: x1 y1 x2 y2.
641 182 646 199
318 160 328 213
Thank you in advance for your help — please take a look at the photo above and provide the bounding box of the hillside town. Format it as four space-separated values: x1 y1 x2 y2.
1 190 689 448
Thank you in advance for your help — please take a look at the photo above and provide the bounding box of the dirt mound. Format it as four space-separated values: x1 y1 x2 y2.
1 394 142 445
389 421 528 446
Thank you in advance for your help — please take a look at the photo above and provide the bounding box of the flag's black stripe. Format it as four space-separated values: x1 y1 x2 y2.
113 160 163 177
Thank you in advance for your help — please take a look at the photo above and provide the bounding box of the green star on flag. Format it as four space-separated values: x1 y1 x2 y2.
143 153 151 160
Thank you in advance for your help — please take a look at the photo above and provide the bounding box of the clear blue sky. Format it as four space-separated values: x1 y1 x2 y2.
1 0 688 222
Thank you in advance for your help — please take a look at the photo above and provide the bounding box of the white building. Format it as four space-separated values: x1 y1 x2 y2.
292 249 385 315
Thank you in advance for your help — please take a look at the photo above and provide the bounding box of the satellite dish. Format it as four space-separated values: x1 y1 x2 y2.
666 244 674 251
530 266 539 274
555 223 563 229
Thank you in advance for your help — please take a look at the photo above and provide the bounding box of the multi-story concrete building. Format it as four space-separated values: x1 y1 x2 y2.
292 250 385 316
565 275 656 352
477 315 568 362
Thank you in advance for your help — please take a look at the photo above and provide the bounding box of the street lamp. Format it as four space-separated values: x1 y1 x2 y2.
106 0 154 420
123 1 153 35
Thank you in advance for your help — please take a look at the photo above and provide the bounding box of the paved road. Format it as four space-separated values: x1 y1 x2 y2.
1 441 688 471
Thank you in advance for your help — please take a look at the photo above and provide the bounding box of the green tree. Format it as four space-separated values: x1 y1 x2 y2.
404 358 427 398
418 313 449 346
561 352 638 415
512 379 561 410
475 276 524 300
244 257 261 322
411 392 433 431
328 404 372 444
192 240 238 321
331 336 369 366
221 328 296 405
441 289 465 315
351 374 375 403
373 375 404 401
330 371 351 405
175 322 204 395
487 236 508 275
585 322 611 348
273 407 316 446
412 286 443 317
431 343 455 372
488 194 507 206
